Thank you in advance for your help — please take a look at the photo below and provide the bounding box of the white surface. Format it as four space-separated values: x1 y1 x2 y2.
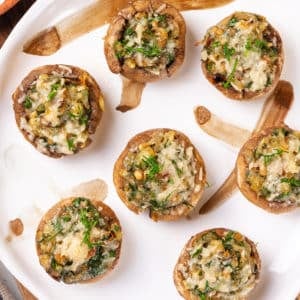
0 0 300 299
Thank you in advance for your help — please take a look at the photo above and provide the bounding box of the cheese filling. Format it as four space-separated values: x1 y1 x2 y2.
201 13 281 93
121 130 201 212
36 198 121 283
114 10 180 75
20 72 91 155
246 127 300 205
178 230 259 298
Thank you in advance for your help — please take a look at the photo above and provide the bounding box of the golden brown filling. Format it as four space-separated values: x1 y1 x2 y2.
36 198 121 284
201 12 281 93
178 230 259 298
121 130 201 212
20 72 91 155
114 11 180 75
246 128 300 205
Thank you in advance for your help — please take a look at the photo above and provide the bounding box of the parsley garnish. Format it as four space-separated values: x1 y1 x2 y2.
245 38 252 50
67 138 75 151
108 250 116 257
222 231 234 250
254 39 268 50
79 113 89 126
191 247 202 258
135 44 161 58
156 14 167 23
142 156 160 179
260 187 271 197
171 159 183 177
223 58 238 88
23 96 32 109
149 199 167 211
48 83 60 101
281 177 300 187
194 281 213 299
211 40 221 49
263 149 284 165
80 206 99 249
124 27 135 36
228 17 238 27
223 43 235 61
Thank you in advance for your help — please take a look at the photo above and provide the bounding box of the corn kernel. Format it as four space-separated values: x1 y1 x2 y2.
134 169 144 180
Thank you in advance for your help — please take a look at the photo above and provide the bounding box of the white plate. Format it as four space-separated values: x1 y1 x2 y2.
0 0 300 299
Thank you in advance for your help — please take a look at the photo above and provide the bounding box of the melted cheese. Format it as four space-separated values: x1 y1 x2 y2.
55 230 89 272
178 230 258 299
247 128 300 204
122 131 201 211
37 198 121 283
115 11 179 75
201 12 280 93
19 71 91 156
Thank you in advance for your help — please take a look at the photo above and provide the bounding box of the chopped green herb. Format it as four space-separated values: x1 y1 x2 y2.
245 39 252 50
281 177 300 187
80 208 98 249
269 47 278 57
211 40 221 49
167 52 175 65
265 76 272 87
194 281 213 299
156 14 167 23
124 27 135 36
263 149 284 165
79 114 89 126
222 231 234 250
149 199 167 211
142 156 160 179
48 83 60 100
135 44 161 58
228 17 238 27
23 96 32 109
223 43 235 61
87 246 105 277
171 159 183 177
73 197 85 207
191 247 202 258
254 39 268 50
108 250 116 257
260 187 271 197
206 61 214 73
275 192 291 200
62 215 71 222
67 138 76 151
113 224 121 232
223 58 238 88
246 81 253 89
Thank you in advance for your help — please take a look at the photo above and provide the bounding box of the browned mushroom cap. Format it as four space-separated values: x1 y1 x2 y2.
174 228 261 299
113 128 206 221
104 0 186 83
236 125 300 213
12 64 104 158
36 197 122 284
201 11 284 100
